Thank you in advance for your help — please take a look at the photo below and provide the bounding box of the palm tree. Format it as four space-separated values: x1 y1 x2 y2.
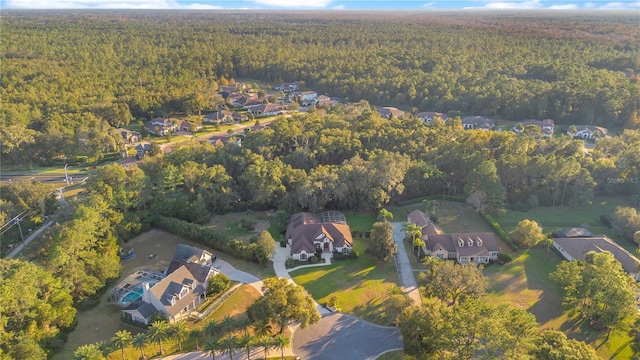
170 321 189 352
386 284 403 297
237 333 255 360
255 335 274 360
190 327 204 350
236 317 252 336
203 337 221 360
220 315 236 336
220 335 237 360
74 344 105 360
413 237 425 257
252 320 272 337
377 209 393 222
131 333 147 360
204 319 220 338
111 330 132 360
273 334 290 360
148 320 170 355
95 340 113 358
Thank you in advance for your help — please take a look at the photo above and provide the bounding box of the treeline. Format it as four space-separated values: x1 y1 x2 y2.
2 11 640 165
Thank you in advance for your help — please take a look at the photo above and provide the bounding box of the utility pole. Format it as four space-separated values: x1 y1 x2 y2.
64 164 70 185
11 217 24 244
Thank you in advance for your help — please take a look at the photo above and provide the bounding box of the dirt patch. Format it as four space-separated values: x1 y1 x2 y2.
254 220 270 233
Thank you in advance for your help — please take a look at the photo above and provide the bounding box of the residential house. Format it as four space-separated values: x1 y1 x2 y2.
179 120 202 132
567 125 608 140
220 83 245 93
293 91 318 106
114 128 141 144
286 211 353 261
415 112 449 124
551 229 640 280
462 116 495 130
121 244 218 324
513 119 555 138
275 82 299 93
204 110 248 124
146 117 177 136
407 210 499 264
229 94 261 108
316 95 339 107
135 143 152 159
377 107 405 120
248 103 284 117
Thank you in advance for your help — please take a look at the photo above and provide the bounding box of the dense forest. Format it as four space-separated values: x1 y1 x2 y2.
1 11 640 165
2 11 640 359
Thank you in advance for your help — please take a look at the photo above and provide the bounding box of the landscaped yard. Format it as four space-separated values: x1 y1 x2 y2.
51 228 272 360
206 211 272 244
290 237 400 326
496 196 636 252
484 246 635 359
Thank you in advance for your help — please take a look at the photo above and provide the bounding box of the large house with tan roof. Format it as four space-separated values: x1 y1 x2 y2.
121 244 218 324
286 212 353 261
551 228 640 280
407 209 499 264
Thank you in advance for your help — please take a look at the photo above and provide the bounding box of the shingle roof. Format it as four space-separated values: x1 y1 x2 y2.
124 300 158 319
553 236 640 275
427 233 499 257
552 228 594 238
286 212 353 254
150 265 205 316
407 210 444 236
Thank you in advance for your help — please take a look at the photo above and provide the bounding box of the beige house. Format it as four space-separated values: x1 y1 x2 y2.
286 212 353 261
407 210 499 264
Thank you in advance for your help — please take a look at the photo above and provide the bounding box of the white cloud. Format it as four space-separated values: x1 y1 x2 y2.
549 4 578 9
331 3 345 9
584 2 597 7
421 2 436 7
597 1 640 9
252 0 332 7
482 0 543 9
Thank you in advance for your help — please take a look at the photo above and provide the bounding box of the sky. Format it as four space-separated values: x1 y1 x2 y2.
1 0 639 11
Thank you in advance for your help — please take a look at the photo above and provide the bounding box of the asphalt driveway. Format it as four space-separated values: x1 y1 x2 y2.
292 313 403 360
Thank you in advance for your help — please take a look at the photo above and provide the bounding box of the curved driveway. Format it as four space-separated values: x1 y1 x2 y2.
292 313 403 360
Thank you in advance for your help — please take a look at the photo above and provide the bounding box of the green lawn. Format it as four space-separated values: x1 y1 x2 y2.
344 211 377 231
484 247 635 359
290 238 400 325
497 196 637 253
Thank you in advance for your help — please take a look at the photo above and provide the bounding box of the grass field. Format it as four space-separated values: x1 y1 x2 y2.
497 196 638 253
206 211 272 244
344 211 377 231
484 247 635 359
290 237 400 326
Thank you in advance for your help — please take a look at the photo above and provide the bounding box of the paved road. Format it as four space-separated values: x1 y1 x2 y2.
6 221 53 258
292 313 403 360
391 222 422 305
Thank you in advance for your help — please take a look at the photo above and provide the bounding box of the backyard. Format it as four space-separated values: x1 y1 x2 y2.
51 228 273 360
206 211 273 244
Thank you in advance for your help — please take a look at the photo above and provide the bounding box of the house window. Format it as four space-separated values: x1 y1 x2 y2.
470 257 475 262
315 244 322 251
342 247 349 254
300 253 307 261
437 253 444 259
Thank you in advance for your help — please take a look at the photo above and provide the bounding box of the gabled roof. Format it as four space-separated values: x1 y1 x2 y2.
415 112 449 121
407 209 443 236
286 212 353 254
427 233 499 257
377 107 405 119
123 300 158 319
553 236 640 275
573 125 608 136
462 116 494 127
172 243 211 265
150 265 205 316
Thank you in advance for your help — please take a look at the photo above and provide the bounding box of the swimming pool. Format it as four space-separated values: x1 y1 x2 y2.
120 282 156 304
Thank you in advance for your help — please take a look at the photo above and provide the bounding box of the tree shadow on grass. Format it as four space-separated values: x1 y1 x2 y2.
523 247 565 324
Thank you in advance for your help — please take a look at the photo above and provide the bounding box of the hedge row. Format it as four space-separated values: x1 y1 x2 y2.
479 211 517 251
152 215 261 264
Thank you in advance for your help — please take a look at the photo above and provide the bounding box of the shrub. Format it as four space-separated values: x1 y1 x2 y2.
151 215 260 263
429 214 438 224
309 255 319 264
600 214 612 228
479 211 517 251
497 253 513 265
240 218 256 231
285 259 296 268
280 240 287 247
349 249 360 259
208 273 231 295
